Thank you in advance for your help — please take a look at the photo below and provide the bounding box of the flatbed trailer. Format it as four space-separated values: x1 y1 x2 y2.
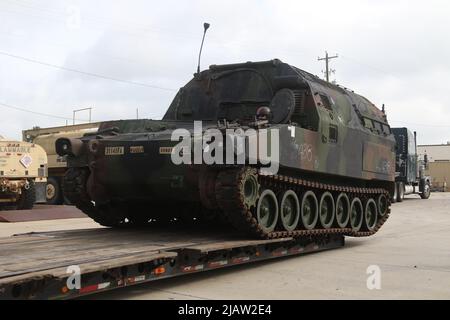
0 227 344 300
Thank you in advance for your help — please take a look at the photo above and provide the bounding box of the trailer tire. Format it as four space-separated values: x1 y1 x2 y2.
46 177 63 205
16 181 36 210
397 182 405 203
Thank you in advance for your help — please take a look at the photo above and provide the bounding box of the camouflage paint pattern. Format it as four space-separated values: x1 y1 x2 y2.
61 59 395 205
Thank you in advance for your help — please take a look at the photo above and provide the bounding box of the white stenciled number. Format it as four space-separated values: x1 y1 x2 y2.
299 144 313 162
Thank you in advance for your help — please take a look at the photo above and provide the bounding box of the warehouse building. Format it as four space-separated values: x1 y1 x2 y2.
418 144 450 192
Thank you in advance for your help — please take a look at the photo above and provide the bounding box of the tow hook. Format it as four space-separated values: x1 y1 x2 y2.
24 181 30 190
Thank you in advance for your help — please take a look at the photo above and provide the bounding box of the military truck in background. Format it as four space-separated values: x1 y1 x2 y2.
0 135 47 209
392 128 431 202
23 123 100 204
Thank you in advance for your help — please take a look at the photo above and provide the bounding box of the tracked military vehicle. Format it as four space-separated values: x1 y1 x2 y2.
57 59 395 239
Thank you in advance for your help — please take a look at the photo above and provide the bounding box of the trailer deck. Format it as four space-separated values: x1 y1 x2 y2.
0 226 344 300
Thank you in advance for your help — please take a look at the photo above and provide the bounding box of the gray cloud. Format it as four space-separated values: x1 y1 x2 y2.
0 0 449 144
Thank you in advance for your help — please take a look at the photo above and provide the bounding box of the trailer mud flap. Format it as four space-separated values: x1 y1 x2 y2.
35 182 47 204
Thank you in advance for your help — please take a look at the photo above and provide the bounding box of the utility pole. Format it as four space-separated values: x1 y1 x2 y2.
318 51 339 83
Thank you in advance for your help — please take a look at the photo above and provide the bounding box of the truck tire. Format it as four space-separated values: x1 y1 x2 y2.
16 181 36 210
46 177 63 205
397 182 405 203
420 182 431 200
391 183 398 204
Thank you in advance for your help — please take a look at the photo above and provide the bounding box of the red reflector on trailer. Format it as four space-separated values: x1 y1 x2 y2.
79 282 110 294
154 267 166 275
79 284 98 294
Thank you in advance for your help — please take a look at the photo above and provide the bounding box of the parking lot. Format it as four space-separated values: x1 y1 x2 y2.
1 193 449 300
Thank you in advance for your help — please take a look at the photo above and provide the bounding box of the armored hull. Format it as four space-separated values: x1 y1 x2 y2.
57 60 395 239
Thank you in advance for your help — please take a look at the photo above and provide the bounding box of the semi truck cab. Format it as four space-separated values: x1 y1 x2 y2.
392 128 431 202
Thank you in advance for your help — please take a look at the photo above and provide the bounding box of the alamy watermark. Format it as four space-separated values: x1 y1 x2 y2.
366 265 382 290
66 5 81 30
66 265 81 290
170 121 280 175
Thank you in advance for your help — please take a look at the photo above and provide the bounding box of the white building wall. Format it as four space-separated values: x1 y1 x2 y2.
418 145 450 162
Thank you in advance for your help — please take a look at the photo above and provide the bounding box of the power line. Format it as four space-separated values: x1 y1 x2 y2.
0 0 202 41
0 31 149 67
0 50 177 91
389 120 450 128
340 54 400 79
0 101 91 122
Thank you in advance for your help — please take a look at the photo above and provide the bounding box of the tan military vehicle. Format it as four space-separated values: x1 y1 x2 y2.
0 135 47 210
23 123 100 204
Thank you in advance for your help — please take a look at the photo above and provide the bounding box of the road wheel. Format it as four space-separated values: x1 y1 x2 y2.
377 194 389 217
46 177 63 205
336 193 350 228
364 199 378 232
300 191 319 230
420 182 431 200
397 182 405 203
319 192 335 229
16 181 36 210
279 190 300 232
256 190 279 233
350 198 364 232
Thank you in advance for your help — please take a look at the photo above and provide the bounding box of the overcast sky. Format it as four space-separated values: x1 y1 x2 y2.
0 0 449 144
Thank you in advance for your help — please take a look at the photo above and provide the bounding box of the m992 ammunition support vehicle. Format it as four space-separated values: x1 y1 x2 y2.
0 136 47 210
57 59 395 239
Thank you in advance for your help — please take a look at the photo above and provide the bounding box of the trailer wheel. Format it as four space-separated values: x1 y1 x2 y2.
420 182 431 200
397 182 405 203
16 181 36 210
46 177 63 205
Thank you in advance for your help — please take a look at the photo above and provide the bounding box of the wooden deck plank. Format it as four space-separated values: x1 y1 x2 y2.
0 251 177 286
0 227 265 280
